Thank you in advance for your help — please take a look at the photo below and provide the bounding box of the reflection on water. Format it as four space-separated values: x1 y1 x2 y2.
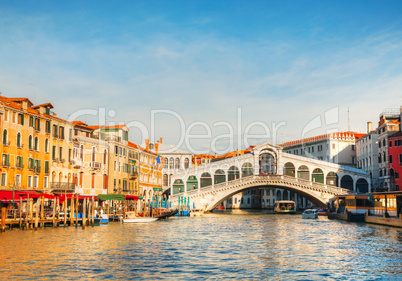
0 210 401 280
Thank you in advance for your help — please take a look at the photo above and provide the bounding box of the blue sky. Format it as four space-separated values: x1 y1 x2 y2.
1 1 402 152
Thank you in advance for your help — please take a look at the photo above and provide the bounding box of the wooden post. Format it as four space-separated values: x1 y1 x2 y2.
82 198 86 229
70 195 74 227
107 203 109 222
52 198 56 227
29 198 33 229
41 196 45 228
75 195 78 227
63 199 67 227
19 197 22 229
34 200 39 230
57 197 60 223
1 207 6 232
91 197 95 227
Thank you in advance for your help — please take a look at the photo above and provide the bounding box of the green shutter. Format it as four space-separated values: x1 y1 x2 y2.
6 154 9 166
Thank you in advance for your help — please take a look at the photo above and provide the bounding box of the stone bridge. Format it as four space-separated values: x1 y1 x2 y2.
168 142 370 211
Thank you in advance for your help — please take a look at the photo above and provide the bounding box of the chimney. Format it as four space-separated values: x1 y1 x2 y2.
214 153 217 158
159 137 163 144
367 121 372 133
145 139 149 152
22 101 28 111
155 142 159 155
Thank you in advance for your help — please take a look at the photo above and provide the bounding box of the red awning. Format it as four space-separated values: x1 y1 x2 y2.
125 195 139 201
20 193 55 200
0 190 39 202
54 194 96 202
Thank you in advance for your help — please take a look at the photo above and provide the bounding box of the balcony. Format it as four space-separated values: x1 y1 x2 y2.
71 159 82 168
50 182 76 192
129 171 139 180
17 144 24 149
90 161 102 170
2 141 10 147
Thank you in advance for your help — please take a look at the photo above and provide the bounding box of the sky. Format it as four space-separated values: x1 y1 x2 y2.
1 1 402 153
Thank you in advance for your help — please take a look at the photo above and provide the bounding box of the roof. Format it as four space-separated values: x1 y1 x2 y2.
128 141 139 149
88 124 127 130
8 97 34 107
389 131 402 139
281 132 364 148
32 102 54 109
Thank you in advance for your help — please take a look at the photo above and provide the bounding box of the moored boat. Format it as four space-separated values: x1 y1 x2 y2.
121 211 158 223
189 209 204 217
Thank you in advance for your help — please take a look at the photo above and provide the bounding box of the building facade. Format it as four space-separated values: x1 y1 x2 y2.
388 132 402 191
282 132 364 166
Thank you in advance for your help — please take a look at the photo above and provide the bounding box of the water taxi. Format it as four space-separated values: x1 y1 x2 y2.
274 200 296 214
302 209 319 219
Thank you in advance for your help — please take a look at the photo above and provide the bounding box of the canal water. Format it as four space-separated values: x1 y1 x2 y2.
0 210 401 280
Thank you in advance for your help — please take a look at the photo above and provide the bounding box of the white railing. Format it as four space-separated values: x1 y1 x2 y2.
172 174 350 198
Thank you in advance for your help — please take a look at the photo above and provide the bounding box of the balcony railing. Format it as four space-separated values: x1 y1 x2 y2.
3 141 10 147
50 182 76 191
90 161 102 169
129 171 139 180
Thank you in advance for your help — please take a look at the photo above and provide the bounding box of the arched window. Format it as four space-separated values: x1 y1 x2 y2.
184 158 189 169
34 136 39 151
164 157 168 168
104 150 107 165
17 133 21 148
80 145 84 161
169 157 174 169
163 174 168 186
175 158 180 169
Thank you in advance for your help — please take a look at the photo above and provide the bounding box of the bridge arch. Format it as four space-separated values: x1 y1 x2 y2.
172 179 184 194
200 172 212 188
283 162 295 177
228 166 240 181
214 169 226 184
356 178 369 193
241 162 253 177
259 149 277 175
297 165 309 180
340 175 354 191
326 172 338 186
312 168 324 183
186 176 198 191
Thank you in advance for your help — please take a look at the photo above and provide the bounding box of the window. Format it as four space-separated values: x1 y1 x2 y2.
46 121 51 133
18 114 24 125
44 177 48 188
390 155 393 164
396 173 399 179
34 176 38 188
28 135 33 150
35 118 40 131
59 147 63 160
29 116 34 127
104 150 107 165
52 145 56 160
389 141 393 148
59 126 64 139
2 129 7 145
1 173 7 186
17 133 21 148
34 136 39 151
15 175 21 186
383 139 386 147
28 176 32 188
352 145 355 151
184 158 189 169
45 139 49 153
69 149 72 163
53 124 58 138
16 156 23 168
28 158 34 170
399 154 402 163
2 154 10 167
45 161 49 174
332 143 335 149
69 128 72 141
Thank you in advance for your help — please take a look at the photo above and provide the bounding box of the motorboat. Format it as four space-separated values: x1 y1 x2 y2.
318 209 328 216
302 209 319 219
274 201 296 214
121 211 158 223
189 209 204 217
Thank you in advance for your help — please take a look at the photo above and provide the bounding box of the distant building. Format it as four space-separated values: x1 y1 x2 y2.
356 122 379 189
282 132 365 166
376 108 401 191
388 131 402 191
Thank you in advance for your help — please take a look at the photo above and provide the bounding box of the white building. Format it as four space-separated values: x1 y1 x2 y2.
282 132 364 167
356 122 379 188
376 108 401 191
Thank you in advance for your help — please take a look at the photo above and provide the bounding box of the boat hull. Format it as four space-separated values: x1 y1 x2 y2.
122 217 158 223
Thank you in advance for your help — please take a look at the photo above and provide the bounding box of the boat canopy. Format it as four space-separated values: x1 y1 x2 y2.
97 194 125 201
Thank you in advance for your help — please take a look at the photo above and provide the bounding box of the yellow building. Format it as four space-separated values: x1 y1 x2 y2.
0 97 51 192
139 140 163 202
70 121 109 195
